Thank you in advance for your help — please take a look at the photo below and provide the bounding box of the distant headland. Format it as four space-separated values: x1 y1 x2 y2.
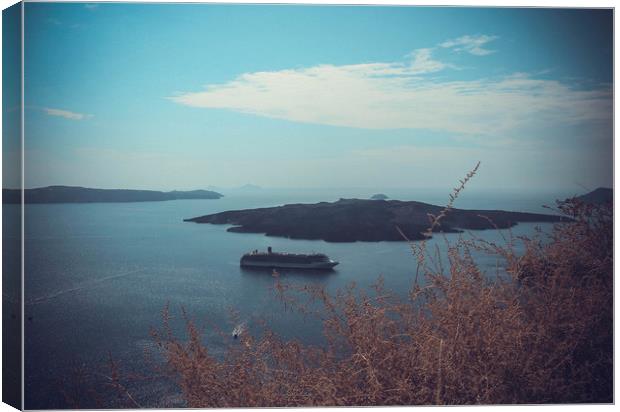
2 186 223 204
575 187 612 204
184 198 566 242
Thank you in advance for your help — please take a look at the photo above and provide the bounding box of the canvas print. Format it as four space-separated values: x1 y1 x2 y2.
2 2 614 409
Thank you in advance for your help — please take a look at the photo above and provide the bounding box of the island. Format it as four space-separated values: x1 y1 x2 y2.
2 186 223 204
370 194 389 200
184 198 566 242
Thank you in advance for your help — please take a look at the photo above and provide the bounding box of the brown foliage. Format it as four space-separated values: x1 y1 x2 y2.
152 169 613 406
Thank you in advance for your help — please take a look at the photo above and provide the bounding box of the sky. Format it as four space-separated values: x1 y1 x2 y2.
11 3 614 192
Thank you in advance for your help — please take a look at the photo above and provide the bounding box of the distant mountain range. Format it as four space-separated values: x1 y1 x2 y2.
238 184 262 190
205 184 263 193
2 186 223 204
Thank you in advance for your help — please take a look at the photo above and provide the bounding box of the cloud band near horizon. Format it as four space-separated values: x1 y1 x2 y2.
169 37 611 138
43 107 92 120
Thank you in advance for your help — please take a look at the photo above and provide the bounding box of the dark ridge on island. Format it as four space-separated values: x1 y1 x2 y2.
184 198 567 243
370 193 389 200
2 186 223 204
574 187 612 204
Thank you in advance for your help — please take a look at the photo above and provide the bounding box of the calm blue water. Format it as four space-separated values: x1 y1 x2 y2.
20 189 568 408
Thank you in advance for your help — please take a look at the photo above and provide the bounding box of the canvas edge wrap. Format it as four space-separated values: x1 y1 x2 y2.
2 2 24 410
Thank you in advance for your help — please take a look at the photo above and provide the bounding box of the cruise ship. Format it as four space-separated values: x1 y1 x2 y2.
240 247 339 270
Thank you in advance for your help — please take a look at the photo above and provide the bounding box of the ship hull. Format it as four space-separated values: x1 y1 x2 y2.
240 260 339 270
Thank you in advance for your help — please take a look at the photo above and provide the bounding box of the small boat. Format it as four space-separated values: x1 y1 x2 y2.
232 322 246 339
240 247 339 270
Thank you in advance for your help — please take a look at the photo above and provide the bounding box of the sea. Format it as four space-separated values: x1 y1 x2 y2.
10 187 576 408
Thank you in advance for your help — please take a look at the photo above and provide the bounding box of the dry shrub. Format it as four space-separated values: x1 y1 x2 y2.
152 169 613 406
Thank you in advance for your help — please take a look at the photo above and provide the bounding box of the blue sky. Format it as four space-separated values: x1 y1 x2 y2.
16 3 613 191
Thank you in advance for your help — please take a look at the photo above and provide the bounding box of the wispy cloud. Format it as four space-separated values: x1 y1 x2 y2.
84 4 99 10
170 50 611 137
407 48 449 74
440 34 498 56
43 108 92 121
325 47 447 78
